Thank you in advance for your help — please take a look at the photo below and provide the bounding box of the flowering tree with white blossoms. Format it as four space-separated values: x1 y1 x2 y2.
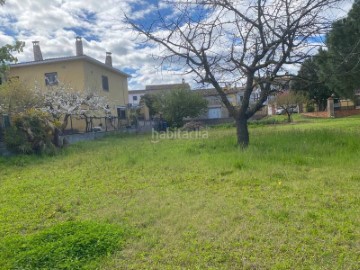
36 84 111 132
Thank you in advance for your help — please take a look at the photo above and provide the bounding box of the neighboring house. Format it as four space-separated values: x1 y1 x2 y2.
194 88 237 119
129 89 146 107
128 81 191 106
194 87 265 120
128 81 191 119
8 37 130 122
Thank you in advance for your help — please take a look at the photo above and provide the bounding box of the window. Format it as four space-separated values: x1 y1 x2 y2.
45 72 58 86
133 95 138 101
117 107 126 119
102 75 109 91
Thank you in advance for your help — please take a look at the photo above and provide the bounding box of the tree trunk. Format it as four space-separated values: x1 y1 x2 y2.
53 127 62 148
236 116 249 148
61 114 71 131
286 112 292 123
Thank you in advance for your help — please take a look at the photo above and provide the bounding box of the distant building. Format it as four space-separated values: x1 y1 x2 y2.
194 87 265 120
128 81 191 106
128 81 191 119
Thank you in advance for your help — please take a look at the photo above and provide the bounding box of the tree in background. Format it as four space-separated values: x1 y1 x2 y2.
154 89 207 128
0 41 24 77
140 93 159 119
127 0 345 148
272 91 306 123
0 0 24 77
292 57 332 111
316 0 360 99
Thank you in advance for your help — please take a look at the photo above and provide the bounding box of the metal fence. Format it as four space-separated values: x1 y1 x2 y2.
63 115 125 134
63 116 156 134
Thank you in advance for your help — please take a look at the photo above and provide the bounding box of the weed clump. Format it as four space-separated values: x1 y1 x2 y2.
1 221 131 269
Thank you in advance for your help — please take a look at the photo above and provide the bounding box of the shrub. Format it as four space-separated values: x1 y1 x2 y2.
306 103 315 112
181 121 205 131
1 221 131 269
4 109 56 154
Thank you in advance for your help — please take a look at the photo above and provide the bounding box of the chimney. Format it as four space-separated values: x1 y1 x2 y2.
105 52 112 67
76 36 83 56
32 41 43 61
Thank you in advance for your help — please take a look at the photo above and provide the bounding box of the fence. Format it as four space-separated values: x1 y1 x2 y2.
334 99 356 111
0 115 10 143
62 116 157 134
63 115 126 134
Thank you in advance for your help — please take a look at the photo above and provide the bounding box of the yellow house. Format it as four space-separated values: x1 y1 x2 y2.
8 37 130 126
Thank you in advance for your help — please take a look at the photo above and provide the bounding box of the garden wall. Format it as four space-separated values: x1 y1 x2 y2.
334 109 360 118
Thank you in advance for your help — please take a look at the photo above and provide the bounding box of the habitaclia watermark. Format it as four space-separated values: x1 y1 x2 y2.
151 128 209 143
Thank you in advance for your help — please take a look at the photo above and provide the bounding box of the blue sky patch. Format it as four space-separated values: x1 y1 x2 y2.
129 1 212 32
64 27 100 42
0 15 18 36
123 67 138 75
77 9 97 24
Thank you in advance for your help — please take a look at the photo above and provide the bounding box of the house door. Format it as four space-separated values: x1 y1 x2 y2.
208 107 221 119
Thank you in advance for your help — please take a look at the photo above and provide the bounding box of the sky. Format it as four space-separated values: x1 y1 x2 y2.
0 0 355 90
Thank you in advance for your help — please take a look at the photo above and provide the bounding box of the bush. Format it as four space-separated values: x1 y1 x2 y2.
4 109 56 155
181 121 205 131
1 221 131 269
306 103 315 112
152 89 208 128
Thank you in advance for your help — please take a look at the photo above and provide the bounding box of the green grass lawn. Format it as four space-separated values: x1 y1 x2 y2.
0 115 359 269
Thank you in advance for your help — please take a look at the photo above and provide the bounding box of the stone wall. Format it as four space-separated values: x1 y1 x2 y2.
302 111 329 118
334 109 360 118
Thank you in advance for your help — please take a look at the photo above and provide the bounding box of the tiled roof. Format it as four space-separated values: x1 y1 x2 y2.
128 89 147 94
145 83 190 91
10 55 131 78
194 87 244 96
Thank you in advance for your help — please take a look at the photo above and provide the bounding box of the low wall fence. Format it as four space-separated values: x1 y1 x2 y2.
334 108 360 118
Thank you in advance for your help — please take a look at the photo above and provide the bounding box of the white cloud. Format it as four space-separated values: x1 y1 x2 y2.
0 0 355 90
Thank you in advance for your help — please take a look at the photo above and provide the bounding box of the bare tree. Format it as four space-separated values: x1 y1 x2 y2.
126 0 345 148
271 91 305 123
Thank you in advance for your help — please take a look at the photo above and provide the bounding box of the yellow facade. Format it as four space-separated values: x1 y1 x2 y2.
8 56 129 114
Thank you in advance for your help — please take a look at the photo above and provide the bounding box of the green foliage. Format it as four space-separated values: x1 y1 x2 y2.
292 57 332 110
0 221 130 269
4 109 56 155
316 0 360 99
0 4 24 76
0 78 42 115
154 89 208 127
0 116 359 269
0 41 24 76
272 91 305 122
140 93 158 117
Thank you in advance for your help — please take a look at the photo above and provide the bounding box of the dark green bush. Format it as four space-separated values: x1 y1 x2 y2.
1 221 131 269
4 109 56 155
306 103 315 112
